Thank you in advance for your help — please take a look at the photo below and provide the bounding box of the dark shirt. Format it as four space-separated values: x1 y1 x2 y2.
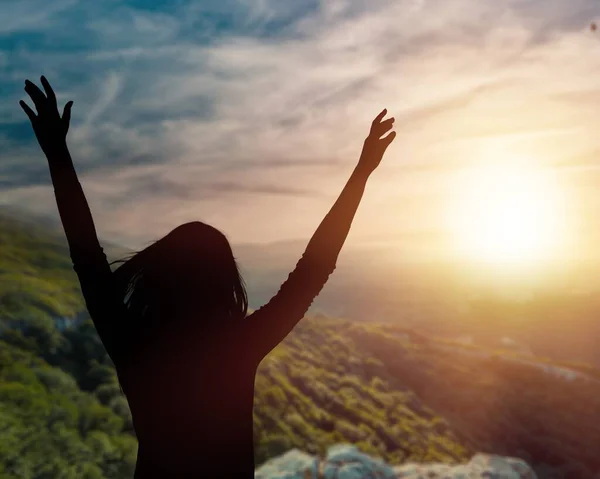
73 246 334 478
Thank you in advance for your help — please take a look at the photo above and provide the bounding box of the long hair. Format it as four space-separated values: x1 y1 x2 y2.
110 222 248 330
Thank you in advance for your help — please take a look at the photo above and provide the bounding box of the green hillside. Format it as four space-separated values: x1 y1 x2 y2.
0 209 130 322
0 339 137 479
0 211 86 321
1 210 600 478
252 318 470 465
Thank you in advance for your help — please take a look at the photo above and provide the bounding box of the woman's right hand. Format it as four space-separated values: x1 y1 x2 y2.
19 76 73 156
357 109 396 175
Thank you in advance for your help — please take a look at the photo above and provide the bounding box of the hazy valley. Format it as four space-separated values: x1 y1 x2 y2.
1 208 599 478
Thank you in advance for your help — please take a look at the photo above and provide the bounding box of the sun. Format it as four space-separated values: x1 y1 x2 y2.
448 162 566 268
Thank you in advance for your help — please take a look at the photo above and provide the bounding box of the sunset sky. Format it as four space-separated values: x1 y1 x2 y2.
2 0 600 273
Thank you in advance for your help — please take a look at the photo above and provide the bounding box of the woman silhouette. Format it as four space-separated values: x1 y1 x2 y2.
20 76 396 478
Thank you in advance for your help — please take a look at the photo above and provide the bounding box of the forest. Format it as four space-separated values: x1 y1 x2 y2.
1 211 599 478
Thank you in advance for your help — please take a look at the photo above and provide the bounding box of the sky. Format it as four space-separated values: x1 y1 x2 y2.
1 0 600 268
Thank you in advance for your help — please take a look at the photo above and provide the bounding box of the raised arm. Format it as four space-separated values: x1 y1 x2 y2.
243 109 396 360
20 76 127 363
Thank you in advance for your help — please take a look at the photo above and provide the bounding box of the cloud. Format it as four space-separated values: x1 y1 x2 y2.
0 0 79 34
82 72 125 126
1 0 600 250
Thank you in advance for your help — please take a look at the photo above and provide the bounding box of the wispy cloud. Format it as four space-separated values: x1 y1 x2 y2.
1 0 600 250
82 72 125 126
0 0 79 34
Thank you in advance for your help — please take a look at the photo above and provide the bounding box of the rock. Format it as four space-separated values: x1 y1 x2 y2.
255 449 318 479
393 452 538 478
255 444 538 479
323 444 396 478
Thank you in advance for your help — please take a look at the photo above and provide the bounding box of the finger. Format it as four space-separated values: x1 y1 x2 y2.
19 100 37 123
381 130 396 148
372 108 387 125
376 117 395 136
62 100 73 127
40 76 57 108
24 80 46 110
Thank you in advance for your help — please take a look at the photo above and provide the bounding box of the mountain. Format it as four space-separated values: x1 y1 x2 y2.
0 207 129 339
235 239 600 369
1 209 600 478
10 204 600 371
255 317 600 478
0 204 133 261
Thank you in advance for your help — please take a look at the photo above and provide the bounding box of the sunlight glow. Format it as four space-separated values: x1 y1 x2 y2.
449 161 567 269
